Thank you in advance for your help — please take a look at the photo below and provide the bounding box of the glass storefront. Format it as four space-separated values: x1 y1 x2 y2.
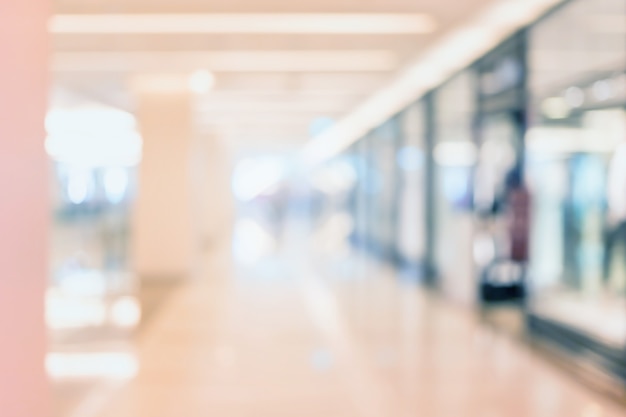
432 71 477 304
49 163 139 341
396 101 428 272
369 119 401 259
352 134 372 250
526 0 626 376
45 107 142 355
473 33 528 300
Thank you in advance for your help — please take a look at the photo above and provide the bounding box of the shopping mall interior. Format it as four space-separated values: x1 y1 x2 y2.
2 0 626 416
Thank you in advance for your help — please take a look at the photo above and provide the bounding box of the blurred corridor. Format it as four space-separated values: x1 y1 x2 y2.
1 0 626 416
54 219 625 417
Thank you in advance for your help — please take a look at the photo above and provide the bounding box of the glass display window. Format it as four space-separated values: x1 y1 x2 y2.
396 101 428 269
526 0 626 370
432 70 478 304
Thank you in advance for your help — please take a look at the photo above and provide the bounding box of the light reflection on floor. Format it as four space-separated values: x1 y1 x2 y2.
51 216 626 417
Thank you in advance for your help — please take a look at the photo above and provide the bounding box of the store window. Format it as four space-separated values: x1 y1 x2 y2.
369 119 401 259
46 107 141 340
473 33 528 300
396 101 427 270
432 71 477 303
352 135 373 250
526 0 626 356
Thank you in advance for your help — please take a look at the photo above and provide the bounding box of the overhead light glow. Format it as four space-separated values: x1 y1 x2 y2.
46 107 143 167
110 297 141 328
103 167 129 204
232 219 276 265
46 295 107 329
541 97 571 119
54 50 398 73
66 169 93 205
526 126 620 154
188 69 215 94
301 0 566 167
46 352 139 380
49 13 437 34
232 156 286 202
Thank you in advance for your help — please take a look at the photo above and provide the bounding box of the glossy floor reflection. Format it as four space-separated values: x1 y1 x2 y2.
61 234 626 417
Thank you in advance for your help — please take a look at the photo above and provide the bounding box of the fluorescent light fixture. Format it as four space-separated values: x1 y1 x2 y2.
53 50 398 73
301 0 567 167
46 352 139 380
45 107 143 167
50 13 437 34
46 295 107 329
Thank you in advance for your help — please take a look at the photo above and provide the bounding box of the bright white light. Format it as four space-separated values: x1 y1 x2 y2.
55 50 398 73
300 0 565 167
58 270 107 297
232 157 285 201
434 141 478 167
46 352 139 380
46 294 107 329
46 108 143 168
67 169 93 205
188 69 215 94
110 297 141 328
473 232 496 267
232 219 276 264
526 126 620 154
103 167 129 204
541 97 571 119
49 13 438 34
309 160 357 195
46 107 136 132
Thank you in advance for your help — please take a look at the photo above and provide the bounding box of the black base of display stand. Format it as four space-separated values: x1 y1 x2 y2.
481 282 525 302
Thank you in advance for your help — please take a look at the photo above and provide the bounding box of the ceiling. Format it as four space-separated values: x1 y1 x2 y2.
51 0 494 155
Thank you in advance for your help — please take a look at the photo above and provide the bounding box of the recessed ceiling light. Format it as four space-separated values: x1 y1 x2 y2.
50 13 438 35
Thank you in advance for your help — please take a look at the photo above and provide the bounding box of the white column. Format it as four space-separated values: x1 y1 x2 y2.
133 91 194 279
0 1 50 416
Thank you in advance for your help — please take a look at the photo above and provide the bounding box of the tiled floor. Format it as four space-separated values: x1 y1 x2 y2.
59 241 626 417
